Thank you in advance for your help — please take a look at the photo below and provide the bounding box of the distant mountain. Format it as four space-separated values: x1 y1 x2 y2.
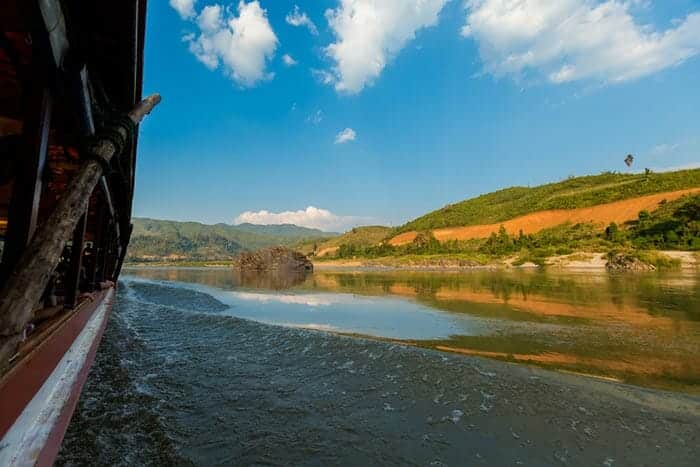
126 218 337 262
229 223 337 238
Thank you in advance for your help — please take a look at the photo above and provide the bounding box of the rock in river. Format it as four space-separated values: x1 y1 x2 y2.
233 247 313 272
605 253 656 272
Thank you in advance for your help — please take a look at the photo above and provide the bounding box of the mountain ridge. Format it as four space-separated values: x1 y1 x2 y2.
126 218 336 262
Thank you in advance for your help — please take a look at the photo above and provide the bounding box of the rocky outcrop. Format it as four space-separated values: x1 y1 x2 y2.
605 254 656 272
233 247 313 272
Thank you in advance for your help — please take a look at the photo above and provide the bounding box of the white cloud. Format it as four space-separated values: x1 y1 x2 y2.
286 5 319 35
649 143 680 157
462 0 700 85
306 109 323 124
282 53 298 66
335 128 356 144
233 292 348 307
651 162 700 173
184 1 278 87
311 68 336 85
170 0 197 19
234 206 367 231
324 0 449 94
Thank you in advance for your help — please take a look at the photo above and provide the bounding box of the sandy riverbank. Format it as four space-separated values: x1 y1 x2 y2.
313 250 699 271
124 250 699 272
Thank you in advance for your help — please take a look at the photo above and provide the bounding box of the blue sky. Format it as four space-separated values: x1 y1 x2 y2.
134 0 700 231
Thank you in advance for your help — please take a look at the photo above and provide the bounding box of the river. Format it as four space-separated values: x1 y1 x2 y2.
57 267 700 465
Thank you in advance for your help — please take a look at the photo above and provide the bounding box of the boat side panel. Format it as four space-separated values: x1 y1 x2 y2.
36 289 114 467
0 288 114 465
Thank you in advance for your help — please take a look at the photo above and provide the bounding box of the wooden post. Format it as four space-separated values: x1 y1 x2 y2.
64 213 86 309
87 204 106 289
113 222 133 281
104 234 117 281
0 94 160 373
0 85 52 280
97 221 113 284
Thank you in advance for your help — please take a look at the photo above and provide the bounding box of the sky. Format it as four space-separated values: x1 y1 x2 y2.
134 0 700 231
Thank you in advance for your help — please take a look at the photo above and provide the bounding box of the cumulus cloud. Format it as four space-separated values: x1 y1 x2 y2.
323 0 449 94
182 1 278 87
170 0 197 19
462 0 700 85
335 128 356 144
282 53 298 66
234 206 367 231
286 5 319 35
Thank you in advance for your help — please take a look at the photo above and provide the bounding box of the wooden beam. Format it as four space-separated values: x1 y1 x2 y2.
63 213 86 309
98 177 116 221
0 83 52 279
0 94 160 374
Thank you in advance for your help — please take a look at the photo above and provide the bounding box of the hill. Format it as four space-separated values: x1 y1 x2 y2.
315 169 700 266
389 188 700 246
127 218 335 262
396 169 700 234
298 226 392 257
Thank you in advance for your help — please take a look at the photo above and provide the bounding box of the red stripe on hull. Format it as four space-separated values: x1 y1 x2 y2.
36 290 115 466
0 289 114 451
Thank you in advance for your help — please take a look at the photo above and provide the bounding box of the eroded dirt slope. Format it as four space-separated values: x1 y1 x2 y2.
390 188 700 245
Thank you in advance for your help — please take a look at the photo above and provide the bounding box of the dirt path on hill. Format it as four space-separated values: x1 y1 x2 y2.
390 188 700 245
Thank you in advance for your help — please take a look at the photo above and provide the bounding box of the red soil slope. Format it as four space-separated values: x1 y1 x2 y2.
389 188 700 246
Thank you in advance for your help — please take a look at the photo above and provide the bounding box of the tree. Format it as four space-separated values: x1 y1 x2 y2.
498 226 513 250
637 210 651 228
605 222 619 241
674 197 700 223
664 230 679 245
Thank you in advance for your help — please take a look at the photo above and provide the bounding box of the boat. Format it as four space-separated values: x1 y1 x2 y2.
0 1 158 464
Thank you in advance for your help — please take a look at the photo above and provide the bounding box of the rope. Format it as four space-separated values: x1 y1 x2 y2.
82 114 137 173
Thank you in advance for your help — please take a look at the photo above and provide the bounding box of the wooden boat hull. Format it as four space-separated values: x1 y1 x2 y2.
0 288 115 466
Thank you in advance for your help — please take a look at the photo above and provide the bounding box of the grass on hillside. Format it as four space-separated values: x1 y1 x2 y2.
396 169 700 233
296 226 391 255
330 194 700 268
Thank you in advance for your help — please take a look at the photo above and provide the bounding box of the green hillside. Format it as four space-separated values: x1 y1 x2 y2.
319 226 391 248
127 218 335 262
396 169 700 233
296 226 391 255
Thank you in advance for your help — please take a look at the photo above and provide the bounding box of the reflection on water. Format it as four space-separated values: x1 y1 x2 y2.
234 269 309 289
123 275 491 340
124 267 700 392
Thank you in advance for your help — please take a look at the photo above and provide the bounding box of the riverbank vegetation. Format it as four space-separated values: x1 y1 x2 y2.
323 194 700 269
